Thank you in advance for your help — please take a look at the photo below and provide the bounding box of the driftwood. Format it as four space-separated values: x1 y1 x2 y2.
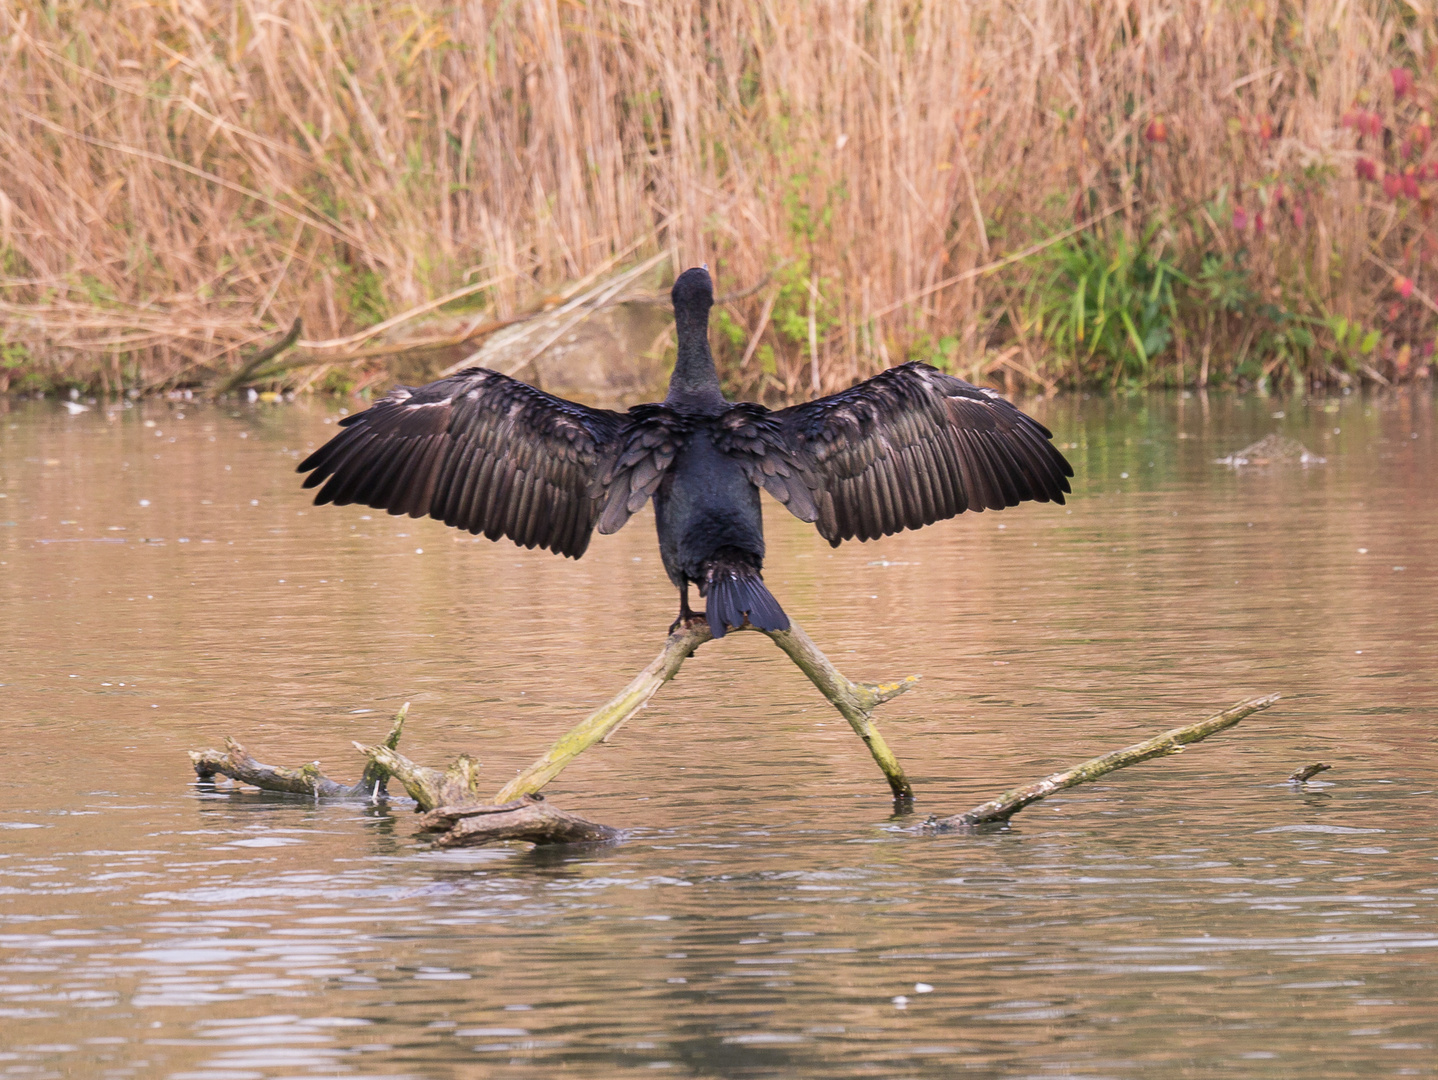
190 703 407 799
1289 762 1332 783
418 798 619 846
919 693 1281 831
191 704 616 847
190 626 1282 847
191 703 484 814
217 317 303 393
191 617 917 845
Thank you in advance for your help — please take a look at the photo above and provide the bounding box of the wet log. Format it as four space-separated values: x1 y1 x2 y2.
919 693 1281 831
189 704 617 846
492 617 920 805
418 796 620 847
190 703 409 799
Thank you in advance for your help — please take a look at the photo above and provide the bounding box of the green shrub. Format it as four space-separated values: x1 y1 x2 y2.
1021 226 1185 386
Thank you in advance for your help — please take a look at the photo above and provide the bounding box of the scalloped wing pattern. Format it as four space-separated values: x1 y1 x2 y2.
731 362 1074 546
297 367 633 559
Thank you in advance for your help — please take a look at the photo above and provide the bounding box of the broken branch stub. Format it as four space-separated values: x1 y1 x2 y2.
921 693 1282 831
351 742 481 812
1289 762 1332 783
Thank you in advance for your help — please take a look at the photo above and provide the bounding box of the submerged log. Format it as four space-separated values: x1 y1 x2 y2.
920 693 1281 831
189 618 919 846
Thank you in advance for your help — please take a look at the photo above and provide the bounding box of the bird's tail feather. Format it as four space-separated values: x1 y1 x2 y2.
703 549 788 639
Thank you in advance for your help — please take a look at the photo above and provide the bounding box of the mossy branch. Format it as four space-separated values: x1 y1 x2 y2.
920 693 1282 831
492 617 918 805
188 637 1280 849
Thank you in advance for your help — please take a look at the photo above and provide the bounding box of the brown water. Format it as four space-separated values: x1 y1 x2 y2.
1 388 1435 1080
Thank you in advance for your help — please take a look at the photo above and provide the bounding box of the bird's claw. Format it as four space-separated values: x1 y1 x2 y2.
668 610 708 634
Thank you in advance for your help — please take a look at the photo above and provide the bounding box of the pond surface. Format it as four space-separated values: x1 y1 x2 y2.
1 387 1435 1079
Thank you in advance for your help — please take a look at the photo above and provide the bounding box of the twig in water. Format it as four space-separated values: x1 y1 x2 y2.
1288 762 1332 784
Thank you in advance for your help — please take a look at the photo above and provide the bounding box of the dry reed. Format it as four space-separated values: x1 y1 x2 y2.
0 1 1430 396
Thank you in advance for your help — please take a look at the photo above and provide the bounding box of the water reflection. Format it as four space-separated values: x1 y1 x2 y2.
1 388 1435 1078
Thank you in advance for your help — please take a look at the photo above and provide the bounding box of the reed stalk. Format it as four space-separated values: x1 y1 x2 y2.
1 2 1429 395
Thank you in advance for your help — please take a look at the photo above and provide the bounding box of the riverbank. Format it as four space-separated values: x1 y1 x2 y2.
3 1 1436 400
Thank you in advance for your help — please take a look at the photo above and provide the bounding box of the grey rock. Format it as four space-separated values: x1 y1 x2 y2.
466 300 674 408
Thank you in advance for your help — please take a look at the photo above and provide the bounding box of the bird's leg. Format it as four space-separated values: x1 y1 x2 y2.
669 583 705 633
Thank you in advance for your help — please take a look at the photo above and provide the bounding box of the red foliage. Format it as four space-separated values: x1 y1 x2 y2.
1231 207 1249 231
1396 276 1415 299
1144 117 1167 143
1392 67 1414 99
1356 157 1379 181
1384 172 1403 198
1343 109 1384 137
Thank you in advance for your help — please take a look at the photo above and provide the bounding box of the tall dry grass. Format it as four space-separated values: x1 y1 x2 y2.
0 0 1428 396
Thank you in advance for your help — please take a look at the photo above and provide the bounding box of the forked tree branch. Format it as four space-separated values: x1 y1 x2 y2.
491 618 919 805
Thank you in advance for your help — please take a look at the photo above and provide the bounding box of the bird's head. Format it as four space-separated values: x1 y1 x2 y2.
671 265 713 316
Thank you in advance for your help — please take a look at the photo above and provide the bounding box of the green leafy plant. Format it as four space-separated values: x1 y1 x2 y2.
0 339 41 392
1023 225 1186 385
907 333 961 373
1325 314 1381 369
343 266 389 328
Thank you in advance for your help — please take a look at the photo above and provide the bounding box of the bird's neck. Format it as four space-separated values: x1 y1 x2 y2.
664 307 727 412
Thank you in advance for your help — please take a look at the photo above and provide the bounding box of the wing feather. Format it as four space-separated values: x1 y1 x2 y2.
296 367 669 560
716 362 1072 547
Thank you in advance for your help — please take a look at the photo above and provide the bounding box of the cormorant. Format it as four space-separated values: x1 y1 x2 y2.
297 266 1073 636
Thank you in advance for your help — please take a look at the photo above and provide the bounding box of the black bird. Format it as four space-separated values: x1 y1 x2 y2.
297 266 1073 637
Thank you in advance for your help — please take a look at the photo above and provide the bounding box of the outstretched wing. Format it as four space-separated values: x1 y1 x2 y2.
297 368 672 559
716 362 1073 547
